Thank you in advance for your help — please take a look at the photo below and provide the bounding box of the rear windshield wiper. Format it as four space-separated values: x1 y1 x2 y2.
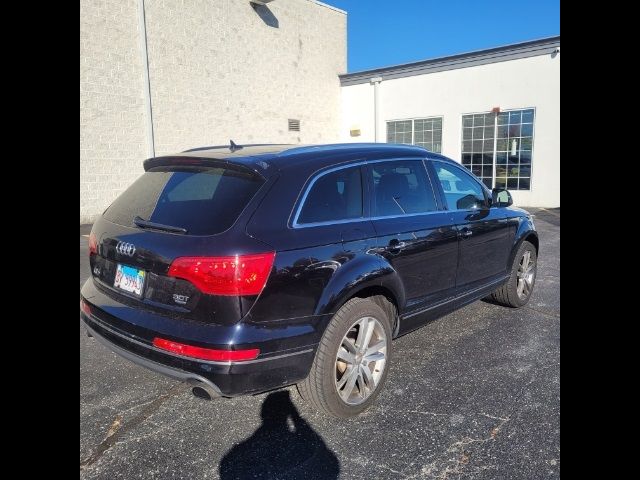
133 216 188 234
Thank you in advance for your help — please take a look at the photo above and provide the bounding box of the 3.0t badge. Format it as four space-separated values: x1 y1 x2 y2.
116 241 136 257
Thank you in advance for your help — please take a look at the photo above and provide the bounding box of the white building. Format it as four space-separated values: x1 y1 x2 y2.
340 36 560 208
80 0 559 224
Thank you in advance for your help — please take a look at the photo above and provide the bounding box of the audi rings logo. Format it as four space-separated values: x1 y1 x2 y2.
116 241 136 257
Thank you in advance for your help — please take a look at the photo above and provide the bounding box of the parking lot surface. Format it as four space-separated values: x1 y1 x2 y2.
80 208 559 479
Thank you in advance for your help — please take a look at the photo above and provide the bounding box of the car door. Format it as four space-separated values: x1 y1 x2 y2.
366 158 458 318
429 160 511 293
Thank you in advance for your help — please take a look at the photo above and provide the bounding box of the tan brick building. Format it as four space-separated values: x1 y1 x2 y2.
80 0 347 223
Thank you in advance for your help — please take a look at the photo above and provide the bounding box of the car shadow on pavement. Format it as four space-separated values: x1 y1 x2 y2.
219 390 340 480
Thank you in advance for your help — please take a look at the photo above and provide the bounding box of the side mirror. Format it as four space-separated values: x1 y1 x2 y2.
491 188 513 207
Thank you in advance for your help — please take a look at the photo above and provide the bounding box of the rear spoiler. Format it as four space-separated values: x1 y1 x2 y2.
143 156 272 179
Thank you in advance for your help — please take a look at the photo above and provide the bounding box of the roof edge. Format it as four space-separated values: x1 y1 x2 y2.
308 0 346 15
340 35 559 86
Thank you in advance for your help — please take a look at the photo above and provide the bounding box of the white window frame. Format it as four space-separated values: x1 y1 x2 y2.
386 116 444 153
459 107 536 191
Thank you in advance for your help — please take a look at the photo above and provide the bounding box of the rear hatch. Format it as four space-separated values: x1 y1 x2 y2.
88 158 275 325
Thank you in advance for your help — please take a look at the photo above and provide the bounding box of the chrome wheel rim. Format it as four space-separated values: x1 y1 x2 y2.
335 316 387 405
516 250 535 300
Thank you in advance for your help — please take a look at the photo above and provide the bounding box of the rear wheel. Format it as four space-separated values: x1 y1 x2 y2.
490 240 537 307
297 297 393 418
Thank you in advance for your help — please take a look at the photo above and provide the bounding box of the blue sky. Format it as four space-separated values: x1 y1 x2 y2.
326 0 560 72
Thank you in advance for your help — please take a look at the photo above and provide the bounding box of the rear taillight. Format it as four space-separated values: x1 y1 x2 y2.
168 252 275 296
80 298 92 315
152 337 260 362
88 233 97 256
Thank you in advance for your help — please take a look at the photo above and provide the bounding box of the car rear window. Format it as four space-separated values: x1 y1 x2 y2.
103 165 264 235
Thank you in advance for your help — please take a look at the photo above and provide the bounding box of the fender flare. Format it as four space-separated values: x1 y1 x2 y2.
314 255 406 319
508 217 539 268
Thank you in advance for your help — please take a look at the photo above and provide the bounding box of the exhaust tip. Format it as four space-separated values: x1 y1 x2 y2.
192 386 212 400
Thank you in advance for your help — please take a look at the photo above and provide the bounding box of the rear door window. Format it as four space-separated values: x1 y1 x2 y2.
369 160 437 216
296 166 363 225
103 165 264 235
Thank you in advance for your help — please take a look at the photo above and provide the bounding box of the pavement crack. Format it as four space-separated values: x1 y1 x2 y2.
524 305 560 319
350 455 409 478
404 410 450 417
105 415 123 438
479 413 509 421
80 384 186 471
404 376 542 479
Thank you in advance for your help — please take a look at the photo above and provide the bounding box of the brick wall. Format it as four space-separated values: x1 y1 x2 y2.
79 0 347 224
80 0 150 224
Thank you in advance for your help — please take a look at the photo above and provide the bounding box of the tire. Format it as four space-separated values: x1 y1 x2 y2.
297 296 393 418
490 240 537 308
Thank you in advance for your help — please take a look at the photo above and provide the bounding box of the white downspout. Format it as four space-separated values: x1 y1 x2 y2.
370 77 382 142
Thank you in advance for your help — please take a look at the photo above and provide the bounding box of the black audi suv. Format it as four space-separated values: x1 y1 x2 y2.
80 143 538 418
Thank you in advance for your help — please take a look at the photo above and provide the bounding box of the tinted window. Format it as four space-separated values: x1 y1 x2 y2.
434 161 486 210
103 166 264 235
297 166 363 225
370 160 437 216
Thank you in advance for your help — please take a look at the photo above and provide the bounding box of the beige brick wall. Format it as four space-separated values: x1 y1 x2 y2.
80 0 347 223
80 0 150 224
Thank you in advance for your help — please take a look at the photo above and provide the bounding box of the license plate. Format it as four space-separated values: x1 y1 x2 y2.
114 264 145 297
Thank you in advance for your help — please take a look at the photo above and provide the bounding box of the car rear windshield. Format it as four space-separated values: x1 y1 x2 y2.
103 165 264 235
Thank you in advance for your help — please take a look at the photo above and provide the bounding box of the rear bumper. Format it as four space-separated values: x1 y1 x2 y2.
82 310 317 396
84 320 223 399
80 276 325 396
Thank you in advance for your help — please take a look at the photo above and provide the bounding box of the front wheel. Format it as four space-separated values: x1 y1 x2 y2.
490 240 537 308
297 297 393 418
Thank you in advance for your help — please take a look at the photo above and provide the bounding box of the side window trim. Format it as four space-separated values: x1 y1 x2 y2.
431 159 489 211
291 161 367 228
422 159 446 212
291 157 451 229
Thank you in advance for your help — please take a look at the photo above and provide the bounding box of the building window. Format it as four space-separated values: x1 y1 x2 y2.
386 120 412 145
461 108 534 190
414 118 442 152
386 117 443 153
461 113 495 189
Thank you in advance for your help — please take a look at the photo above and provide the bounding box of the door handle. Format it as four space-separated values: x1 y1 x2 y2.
386 240 407 252
459 228 473 238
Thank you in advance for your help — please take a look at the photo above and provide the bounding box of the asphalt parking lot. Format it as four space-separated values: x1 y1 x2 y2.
80 208 560 479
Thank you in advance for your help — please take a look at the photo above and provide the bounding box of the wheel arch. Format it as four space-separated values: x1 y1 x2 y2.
348 285 401 337
508 219 539 269
524 231 539 253
315 259 405 338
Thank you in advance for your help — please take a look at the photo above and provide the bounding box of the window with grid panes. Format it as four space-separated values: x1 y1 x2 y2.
461 109 534 190
495 109 534 190
413 118 442 152
461 113 495 188
387 117 443 153
386 120 412 145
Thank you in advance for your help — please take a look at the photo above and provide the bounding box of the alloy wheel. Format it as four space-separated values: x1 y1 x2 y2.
335 316 387 405
516 250 536 300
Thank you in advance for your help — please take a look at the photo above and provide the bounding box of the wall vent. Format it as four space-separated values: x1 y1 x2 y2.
288 119 300 132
